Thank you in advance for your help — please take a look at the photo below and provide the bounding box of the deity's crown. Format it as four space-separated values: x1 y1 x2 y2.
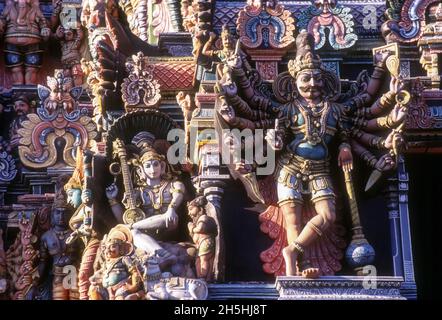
140 148 166 163
52 193 69 210
288 30 324 78
64 147 84 191
188 195 208 208
221 24 234 40
107 224 133 245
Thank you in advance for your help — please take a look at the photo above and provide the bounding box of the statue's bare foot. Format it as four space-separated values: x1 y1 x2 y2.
282 245 298 276
300 260 320 279
301 267 320 279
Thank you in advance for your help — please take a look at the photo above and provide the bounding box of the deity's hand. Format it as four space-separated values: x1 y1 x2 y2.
78 224 92 238
106 183 118 200
374 49 393 68
223 131 241 152
265 129 283 151
389 76 404 94
384 130 405 154
165 207 178 229
187 222 194 235
338 146 354 173
89 272 103 287
41 27 51 40
375 153 396 172
389 102 407 126
81 189 92 204
234 162 253 174
226 53 242 70
219 101 236 123
55 25 64 39
218 76 238 97
209 32 217 41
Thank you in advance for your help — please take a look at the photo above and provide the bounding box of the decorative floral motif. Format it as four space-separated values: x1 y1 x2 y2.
406 79 435 129
0 150 17 183
237 1 295 49
17 70 97 169
122 52 162 109
297 0 358 50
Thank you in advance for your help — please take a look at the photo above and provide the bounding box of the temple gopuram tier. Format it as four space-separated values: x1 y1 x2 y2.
0 0 440 301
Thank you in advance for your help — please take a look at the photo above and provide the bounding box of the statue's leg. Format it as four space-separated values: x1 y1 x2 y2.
132 214 174 232
78 239 100 300
132 228 163 253
24 45 43 85
277 176 304 276
199 254 214 282
69 286 80 300
10 66 24 85
4 44 24 85
24 66 39 85
52 267 69 300
132 228 178 269
294 176 336 278
280 202 303 276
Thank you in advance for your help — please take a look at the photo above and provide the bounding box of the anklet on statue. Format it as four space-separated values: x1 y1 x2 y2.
292 241 305 254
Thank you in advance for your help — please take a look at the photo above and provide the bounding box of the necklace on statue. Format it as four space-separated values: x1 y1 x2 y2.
297 100 331 146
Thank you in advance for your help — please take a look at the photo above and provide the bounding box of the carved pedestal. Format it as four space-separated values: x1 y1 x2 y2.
275 276 406 300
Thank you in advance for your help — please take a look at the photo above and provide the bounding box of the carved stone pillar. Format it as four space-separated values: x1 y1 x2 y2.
201 179 227 281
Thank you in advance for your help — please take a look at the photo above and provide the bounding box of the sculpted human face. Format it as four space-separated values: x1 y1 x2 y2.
52 208 67 227
188 204 200 219
14 100 30 116
222 34 234 51
66 188 82 208
105 243 121 259
142 159 163 180
296 69 324 103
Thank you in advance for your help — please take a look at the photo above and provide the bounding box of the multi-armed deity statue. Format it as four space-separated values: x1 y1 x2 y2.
216 29 407 277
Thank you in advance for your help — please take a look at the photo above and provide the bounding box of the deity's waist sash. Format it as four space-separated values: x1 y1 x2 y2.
277 151 330 179
4 33 42 40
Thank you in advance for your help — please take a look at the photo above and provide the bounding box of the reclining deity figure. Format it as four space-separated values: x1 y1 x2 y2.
106 131 186 270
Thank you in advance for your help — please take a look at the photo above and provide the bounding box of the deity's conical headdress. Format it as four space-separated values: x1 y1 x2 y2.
288 30 324 78
131 131 165 163
52 192 69 210
64 147 84 191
